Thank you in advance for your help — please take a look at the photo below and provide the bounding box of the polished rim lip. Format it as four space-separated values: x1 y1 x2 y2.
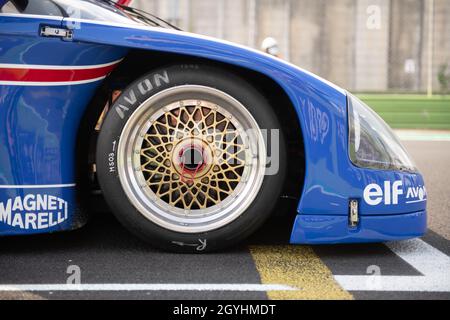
117 85 267 234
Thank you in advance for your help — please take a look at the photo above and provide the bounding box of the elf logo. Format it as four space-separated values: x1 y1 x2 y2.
363 181 427 206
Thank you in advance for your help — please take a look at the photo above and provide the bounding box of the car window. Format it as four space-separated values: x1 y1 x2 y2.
0 1 19 13
0 0 179 29
13 0 69 16
3 0 142 24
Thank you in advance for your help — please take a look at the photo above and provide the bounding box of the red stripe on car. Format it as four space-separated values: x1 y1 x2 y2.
0 63 119 83
116 0 133 6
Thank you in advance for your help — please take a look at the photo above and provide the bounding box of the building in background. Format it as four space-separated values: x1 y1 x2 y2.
131 0 450 93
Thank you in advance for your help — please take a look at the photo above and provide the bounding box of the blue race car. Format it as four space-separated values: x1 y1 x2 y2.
0 0 427 252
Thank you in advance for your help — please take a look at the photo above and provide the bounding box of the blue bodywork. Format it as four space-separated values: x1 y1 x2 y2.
0 2 426 242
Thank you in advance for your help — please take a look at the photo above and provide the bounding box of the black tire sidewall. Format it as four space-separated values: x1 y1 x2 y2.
96 64 286 252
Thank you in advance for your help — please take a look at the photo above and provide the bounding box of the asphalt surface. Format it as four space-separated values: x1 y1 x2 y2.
406 141 450 240
0 140 449 300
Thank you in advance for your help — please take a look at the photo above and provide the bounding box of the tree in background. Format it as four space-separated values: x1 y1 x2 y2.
438 64 450 94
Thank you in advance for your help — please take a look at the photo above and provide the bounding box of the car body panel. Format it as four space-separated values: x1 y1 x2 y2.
0 1 427 242
61 18 427 213
291 210 427 244
0 14 128 234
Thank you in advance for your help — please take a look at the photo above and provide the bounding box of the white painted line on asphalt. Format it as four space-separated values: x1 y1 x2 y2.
334 239 450 292
0 283 298 292
386 238 450 279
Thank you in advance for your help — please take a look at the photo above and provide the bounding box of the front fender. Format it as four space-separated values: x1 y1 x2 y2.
66 19 427 216
66 20 426 218
63 19 355 217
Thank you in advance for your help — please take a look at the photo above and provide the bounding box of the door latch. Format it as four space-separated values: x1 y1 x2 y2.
40 26 73 40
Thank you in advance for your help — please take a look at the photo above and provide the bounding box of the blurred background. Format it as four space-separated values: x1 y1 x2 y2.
127 0 450 130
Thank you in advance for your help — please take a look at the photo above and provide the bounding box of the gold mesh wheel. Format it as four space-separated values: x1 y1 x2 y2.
118 85 266 233
141 100 246 210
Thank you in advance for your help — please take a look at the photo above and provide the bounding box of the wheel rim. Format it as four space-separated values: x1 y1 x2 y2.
117 85 266 233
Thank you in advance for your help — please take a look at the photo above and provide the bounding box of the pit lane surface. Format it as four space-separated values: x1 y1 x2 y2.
0 140 449 300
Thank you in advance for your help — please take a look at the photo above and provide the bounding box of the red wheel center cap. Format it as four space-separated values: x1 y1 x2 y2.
179 146 205 173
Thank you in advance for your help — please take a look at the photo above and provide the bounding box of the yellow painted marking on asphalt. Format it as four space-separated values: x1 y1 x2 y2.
0 291 45 300
250 246 353 300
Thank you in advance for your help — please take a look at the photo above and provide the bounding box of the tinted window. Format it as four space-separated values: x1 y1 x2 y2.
9 0 68 16
0 1 19 13
6 0 142 24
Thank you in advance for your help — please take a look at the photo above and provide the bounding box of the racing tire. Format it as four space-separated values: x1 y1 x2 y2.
96 64 286 253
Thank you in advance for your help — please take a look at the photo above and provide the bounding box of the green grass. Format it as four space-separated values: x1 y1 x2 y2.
356 94 450 129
